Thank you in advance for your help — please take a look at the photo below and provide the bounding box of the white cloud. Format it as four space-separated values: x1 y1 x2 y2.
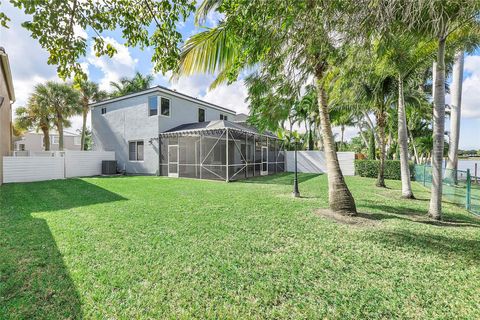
203 80 249 115
87 37 138 91
461 55 480 118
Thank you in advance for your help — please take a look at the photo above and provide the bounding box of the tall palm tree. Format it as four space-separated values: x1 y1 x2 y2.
176 0 357 215
331 109 355 150
397 0 480 219
378 34 437 198
35 82 80 151
14 94 53 151
110 72 154 97
446 28 480 179
75 81 107 150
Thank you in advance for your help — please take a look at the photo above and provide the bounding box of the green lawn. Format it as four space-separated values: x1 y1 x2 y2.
1 174 480 319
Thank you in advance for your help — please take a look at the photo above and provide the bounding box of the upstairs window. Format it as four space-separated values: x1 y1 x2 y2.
148 96 158 116
101 107 107 114
198 108 205 122
220 114 228 121
161 97 170 116
129 140 144 161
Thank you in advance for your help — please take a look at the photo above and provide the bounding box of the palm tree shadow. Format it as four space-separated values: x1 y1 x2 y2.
0 179 126 319
365 229 480 262
359 201 480 228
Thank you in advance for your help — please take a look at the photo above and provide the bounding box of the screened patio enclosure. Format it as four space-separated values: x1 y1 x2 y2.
158 120 285 181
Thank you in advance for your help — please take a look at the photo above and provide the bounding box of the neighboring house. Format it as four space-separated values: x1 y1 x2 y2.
14 131 82 152
91 86 285 180
0 47 15 185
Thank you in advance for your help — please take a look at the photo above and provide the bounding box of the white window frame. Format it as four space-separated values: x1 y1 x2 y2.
101 107 107 115
148 96 158 117
128 140 145 162
159 97 171 118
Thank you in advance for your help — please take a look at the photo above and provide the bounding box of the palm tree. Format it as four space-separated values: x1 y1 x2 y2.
399 1 480 220
378 34 437 198
35 82 80 151
176 0 357 215
331 109 355 151
110 72 154 97
15 94 53 151
75 81 107 150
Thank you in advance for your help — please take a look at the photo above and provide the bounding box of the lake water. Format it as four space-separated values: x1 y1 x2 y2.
448 159 480 177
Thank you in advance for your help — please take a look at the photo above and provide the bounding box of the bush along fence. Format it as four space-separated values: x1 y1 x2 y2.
414 164 479 216
355 160 414 180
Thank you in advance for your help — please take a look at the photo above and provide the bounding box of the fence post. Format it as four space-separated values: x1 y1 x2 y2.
466 169 471 211
423 164 426 186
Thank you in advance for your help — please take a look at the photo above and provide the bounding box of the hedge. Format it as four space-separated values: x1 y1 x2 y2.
355 160 414 180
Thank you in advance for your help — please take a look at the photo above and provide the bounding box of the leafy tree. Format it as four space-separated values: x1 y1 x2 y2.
4 0 195 80
35 82 80 151
110 72 155 97
177 0 361 215
14 90 54 150
75 80 107 150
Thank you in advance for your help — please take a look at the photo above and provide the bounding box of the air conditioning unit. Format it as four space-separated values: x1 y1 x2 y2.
102 160 117 175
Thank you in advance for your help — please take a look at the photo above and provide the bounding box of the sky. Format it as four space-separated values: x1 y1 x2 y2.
1 2 479 149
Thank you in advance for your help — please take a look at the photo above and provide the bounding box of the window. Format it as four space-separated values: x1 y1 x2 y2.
148 96 158 116
19 144 25 151
198 108 205 122
101 107 107 114
220 114 228 121
74 136 81 145
129 140 144 161
51 135 59 144
160 97 170 116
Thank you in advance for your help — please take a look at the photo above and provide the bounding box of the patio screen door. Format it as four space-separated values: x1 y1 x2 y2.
261 146 268 176
168 145 179 177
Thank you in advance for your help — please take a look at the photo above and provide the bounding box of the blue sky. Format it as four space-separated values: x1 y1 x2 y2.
1 2 479 149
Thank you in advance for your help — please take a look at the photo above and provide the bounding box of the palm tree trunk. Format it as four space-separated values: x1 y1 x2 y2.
429 38 447 220
376 107 387 188
409 130 419 164
56 113 64 151
315 74 357 215
358 126 368 148
341 125 345 147
41 125 50 151
397 75 414 198
81 99 89 151
362 111 380 148
446 50 464 183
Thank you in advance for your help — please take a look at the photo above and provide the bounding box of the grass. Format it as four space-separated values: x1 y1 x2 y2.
1 173 480 319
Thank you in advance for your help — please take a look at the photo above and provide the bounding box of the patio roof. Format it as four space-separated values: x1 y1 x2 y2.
159 120 278 139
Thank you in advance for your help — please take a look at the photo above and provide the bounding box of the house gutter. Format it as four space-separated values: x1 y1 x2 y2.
0 47 15 103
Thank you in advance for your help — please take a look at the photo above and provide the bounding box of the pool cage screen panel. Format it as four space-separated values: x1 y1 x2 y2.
159 129 285 181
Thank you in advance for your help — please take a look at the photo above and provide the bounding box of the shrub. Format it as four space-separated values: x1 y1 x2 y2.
355 160 414 180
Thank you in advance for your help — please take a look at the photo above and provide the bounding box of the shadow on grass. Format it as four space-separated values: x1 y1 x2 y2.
359 201 480 228
238 172 321 185
366 229 480 262
0 179 126 319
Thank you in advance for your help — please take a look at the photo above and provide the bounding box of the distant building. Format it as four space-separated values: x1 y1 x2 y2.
0 47 15 185
14 131 82 152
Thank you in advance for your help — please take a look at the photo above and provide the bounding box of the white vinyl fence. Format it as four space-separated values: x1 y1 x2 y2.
3 151 115 183
285 151 355 176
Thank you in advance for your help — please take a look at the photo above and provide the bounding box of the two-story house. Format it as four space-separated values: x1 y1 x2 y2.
91 86 285 180
0 47 15 185
91 86 237 175
14 131 82 153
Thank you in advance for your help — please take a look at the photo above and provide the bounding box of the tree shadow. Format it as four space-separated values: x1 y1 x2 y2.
238 172 321 185
0 178 126 319
359 201 480 228
364 229 480 262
